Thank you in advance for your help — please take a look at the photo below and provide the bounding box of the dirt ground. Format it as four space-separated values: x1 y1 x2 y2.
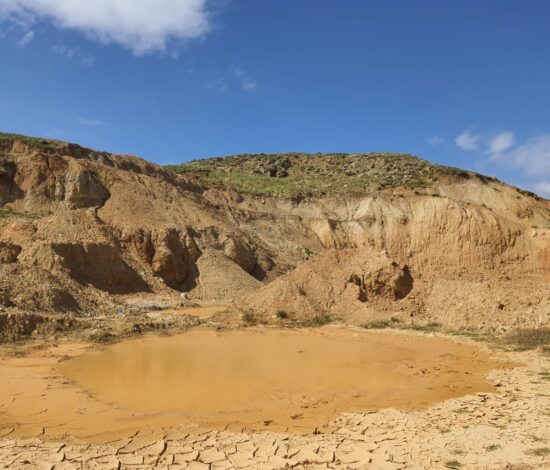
0 327 548 470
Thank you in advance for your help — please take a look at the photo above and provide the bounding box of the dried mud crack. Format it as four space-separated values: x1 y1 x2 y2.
0 329 549 470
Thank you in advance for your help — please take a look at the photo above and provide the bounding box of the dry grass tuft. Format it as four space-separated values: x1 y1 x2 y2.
506 328 550 351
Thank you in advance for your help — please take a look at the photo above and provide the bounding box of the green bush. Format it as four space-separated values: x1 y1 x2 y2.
242 312 258 326
276 310 289 319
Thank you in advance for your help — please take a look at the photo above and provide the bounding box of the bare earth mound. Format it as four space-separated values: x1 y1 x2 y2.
240 248 413 322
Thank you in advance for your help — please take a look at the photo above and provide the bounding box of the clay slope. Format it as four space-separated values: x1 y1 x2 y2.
0 133 549 330
0 133 294 315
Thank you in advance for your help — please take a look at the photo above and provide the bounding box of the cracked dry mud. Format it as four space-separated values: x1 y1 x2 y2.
0 330 549 470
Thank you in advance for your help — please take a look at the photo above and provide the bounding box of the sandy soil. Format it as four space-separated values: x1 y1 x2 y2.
0 328 548 469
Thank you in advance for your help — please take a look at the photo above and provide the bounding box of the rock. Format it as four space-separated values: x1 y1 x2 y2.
62 170 110 208
222 236 256 273
151 229 194 289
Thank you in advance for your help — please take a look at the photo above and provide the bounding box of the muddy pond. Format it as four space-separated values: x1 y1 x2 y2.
0 328 511 442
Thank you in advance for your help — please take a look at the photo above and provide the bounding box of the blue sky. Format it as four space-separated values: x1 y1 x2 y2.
1 1 549 197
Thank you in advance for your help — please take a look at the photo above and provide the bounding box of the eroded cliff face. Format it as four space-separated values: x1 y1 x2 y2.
0 135 284 314
0 134 548 329
212 180 550 277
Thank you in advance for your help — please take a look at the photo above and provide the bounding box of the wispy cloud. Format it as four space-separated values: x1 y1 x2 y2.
490 134 550 178
52 43 96 66
52 43 76 58
455 129 516 155
487 131 515 155
207 78 229 94
0 0 210 55
81 56 96 67
455 131 480 151
18 29 33 47
207 67 259 94
231 66 258 92
77 117 107 126
427 136 444 146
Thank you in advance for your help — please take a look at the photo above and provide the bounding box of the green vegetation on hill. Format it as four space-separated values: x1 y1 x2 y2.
166 152 479 197
0 132 62 152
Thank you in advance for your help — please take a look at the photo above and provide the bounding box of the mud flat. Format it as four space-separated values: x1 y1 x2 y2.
0 328 549 469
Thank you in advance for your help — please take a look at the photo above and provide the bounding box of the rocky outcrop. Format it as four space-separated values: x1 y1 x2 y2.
150 229 200 290
221 235 256 273
60 169 110 208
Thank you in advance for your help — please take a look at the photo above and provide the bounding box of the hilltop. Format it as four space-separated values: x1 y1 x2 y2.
166 151 524 198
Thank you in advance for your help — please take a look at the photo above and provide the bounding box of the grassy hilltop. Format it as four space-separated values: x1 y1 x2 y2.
167 152 484 198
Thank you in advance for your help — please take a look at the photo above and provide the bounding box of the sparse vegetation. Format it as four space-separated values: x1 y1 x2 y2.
362 320 392 329
450 450 466 456
444 460 462 469
276 309 289 319
0 207 43 220
524 447 550 457
87 329 115 343
405 322 442 332
301 313 333 327
506 328 550 351
166 152 483 198
485 444 501 452
242 311 258 326
0 132 61 152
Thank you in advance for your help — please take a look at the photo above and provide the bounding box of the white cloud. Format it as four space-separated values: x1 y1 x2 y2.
533 180 550 198
491 134 550 177
487 131 515 155
488 134 550 198
231 66 258 92
455 131 480 151
454 127 550 198
427 136 444 146
18 29 33 46
0 0 210 55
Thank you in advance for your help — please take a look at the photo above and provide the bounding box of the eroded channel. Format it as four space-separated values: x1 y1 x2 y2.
0 328 511 442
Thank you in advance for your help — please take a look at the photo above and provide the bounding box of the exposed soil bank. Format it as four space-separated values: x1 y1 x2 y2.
0 328 511 442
